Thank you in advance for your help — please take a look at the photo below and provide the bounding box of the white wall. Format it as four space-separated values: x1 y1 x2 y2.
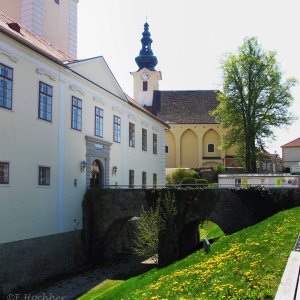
282 147 300 167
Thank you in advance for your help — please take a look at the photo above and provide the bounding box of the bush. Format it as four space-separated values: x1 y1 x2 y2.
212 164 225 182
181 177 197 188
132 192 177 262
167 168 199 184
196 178 208 187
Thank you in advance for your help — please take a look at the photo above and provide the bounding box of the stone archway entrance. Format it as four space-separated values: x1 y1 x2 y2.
90 159 103 188
85 136 112 188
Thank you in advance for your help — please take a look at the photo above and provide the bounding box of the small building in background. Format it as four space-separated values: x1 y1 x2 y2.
281 137 300 170
257 149 284 173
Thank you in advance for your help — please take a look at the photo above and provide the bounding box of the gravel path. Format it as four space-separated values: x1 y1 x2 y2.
28 260 154 300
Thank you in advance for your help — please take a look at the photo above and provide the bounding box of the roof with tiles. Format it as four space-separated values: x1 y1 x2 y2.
281 137 300 148
150 90 219 124
0 12 73 63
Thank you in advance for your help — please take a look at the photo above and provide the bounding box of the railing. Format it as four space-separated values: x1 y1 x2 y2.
275 234 300 300
88 183 300 189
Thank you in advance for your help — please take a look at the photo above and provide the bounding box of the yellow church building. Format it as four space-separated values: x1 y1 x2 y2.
131 23 236 169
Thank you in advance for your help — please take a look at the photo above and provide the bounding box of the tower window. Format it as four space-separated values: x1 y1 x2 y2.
54 0 59 4
143 81 148 91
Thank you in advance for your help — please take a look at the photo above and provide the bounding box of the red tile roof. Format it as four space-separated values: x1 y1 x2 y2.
0 12 74 63
281 137 300 148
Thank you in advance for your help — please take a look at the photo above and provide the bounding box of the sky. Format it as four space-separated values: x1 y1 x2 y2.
77 0 300 156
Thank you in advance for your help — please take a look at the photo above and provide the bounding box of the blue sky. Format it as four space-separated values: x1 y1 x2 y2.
77 0 300 155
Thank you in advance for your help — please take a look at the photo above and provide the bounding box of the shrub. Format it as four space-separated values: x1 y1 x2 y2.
168 168 199 184
132 192 177 262
196 178 208 187
181 177 197 188
212 164 225 182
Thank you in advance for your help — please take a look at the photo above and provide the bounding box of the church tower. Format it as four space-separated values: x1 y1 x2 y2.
131 22 161 107
0 0 78 58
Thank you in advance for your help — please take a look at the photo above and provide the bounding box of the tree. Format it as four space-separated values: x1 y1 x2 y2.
132 192 176 262
211 37 297 173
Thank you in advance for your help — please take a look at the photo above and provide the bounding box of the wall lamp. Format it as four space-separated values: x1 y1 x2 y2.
112 166 118 176
80 161 87 173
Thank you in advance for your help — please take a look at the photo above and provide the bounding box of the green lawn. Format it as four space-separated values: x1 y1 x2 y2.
79 206 300 300
199 221 224 241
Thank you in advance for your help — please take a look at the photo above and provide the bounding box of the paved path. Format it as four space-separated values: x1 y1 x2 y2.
29 260 153 300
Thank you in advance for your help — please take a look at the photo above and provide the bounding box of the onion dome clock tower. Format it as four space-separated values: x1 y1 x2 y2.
131 22 162 107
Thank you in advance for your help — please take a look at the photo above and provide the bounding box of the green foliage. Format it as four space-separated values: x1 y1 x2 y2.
211 37 297 172
212 164 225 175
98 207 300 300
199 221 224 241
167 168 198 184
131 206 162 261
196 178 208 187
131 192 177 261
181 177 197 186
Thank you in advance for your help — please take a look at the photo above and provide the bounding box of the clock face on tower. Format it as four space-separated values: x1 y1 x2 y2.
140 72 150 81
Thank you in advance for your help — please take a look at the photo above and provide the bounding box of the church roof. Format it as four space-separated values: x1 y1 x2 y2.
0 12 74 63
151 90 219 124
281 137 300 148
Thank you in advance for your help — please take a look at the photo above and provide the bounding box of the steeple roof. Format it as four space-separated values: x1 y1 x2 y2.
135 22 158 71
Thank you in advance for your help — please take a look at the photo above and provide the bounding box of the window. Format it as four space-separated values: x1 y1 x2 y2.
142 128 147 151
143 81 148 91
0 63 13 109
153 173 157 188
39 166 50 186
165 146 169 153
129 170 134 188
129 122 135 147
54 0 59 4
142 171 147 188
113 115 121 143
0 162 9 184
95 107 103 137
71 96 82 131
208 144 215 152
39 82 53 121
153 133 157 154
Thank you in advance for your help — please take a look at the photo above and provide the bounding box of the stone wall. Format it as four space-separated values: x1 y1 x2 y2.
0 230 87 296
84 188 300 266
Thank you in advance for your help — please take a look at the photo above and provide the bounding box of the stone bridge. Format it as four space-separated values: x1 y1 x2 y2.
83 188 300 265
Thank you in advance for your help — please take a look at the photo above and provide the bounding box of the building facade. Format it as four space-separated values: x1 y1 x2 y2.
132 23 236 169
0 13 167 245
0 8 168 292
281 137 300 169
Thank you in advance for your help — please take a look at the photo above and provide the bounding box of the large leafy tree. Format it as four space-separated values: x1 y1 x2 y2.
211 37 297 173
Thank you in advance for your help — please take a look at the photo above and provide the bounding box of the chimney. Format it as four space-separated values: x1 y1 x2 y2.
7 23 21 33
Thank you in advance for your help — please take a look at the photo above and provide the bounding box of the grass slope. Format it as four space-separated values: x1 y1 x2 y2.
82 207 300 300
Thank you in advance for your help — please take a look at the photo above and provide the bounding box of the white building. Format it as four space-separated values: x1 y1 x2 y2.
0 3 167 293
281 137 300 169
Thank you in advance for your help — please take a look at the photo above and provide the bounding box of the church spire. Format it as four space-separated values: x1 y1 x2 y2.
135 22 158 71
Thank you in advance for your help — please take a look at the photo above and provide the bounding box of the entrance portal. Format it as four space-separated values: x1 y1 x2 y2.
90 159 103 188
